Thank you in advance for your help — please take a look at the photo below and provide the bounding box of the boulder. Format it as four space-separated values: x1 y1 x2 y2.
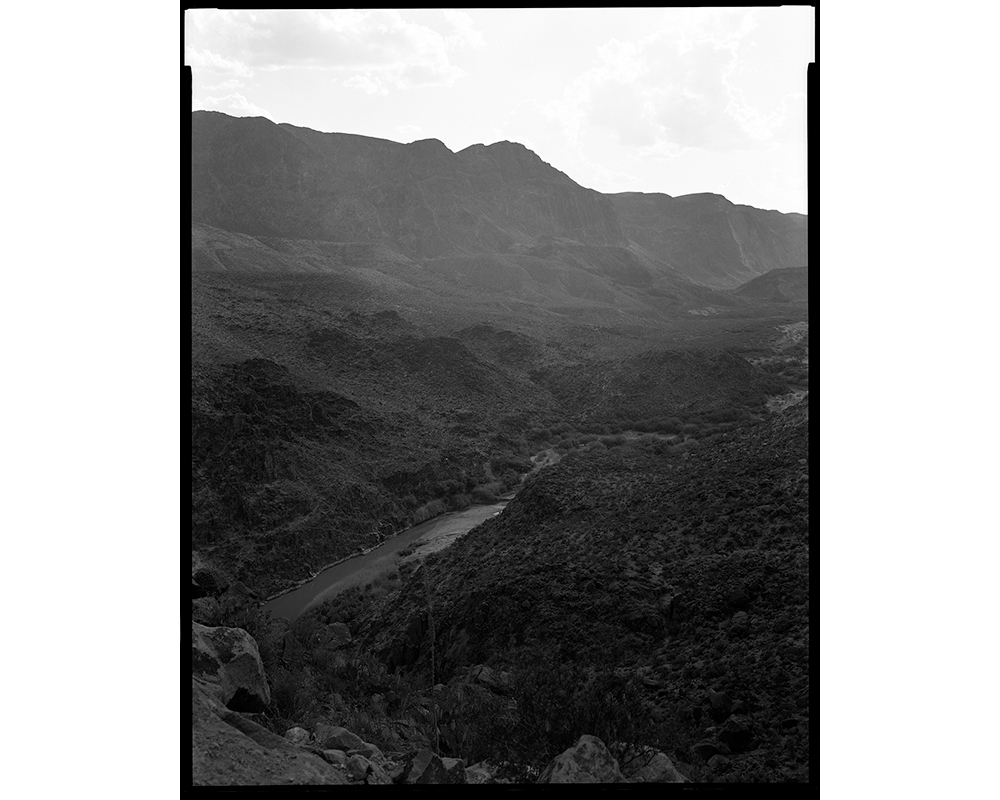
441 757 468 783
692 742 720 762
466 761 496 784
346 754 391 784
193 568 229 597
708 690 733 722
347 742 386 765
192 678 347 785
321 750 348 768
192 623 270 712
284 727 311 747
730 611 750 637
718 716 753 754
469 664 511 694
708 754 731 771
314 724 364 753
397 749 464 784
191 597 221 626
621 749 687 783
328 622 352 647
537 735 623 783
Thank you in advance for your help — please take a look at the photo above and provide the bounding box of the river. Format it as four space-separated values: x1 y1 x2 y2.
262 498 510 622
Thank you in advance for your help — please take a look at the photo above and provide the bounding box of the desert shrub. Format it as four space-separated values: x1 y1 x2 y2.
412 498 447 524
472 484 500 503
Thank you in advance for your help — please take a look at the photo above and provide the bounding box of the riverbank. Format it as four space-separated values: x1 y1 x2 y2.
262 497 512 621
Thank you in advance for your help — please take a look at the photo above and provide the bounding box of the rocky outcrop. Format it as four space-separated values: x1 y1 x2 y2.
537 735 623 784
192 678 347 785
192 623 270 712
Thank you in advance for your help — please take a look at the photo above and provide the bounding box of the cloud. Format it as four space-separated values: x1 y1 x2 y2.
443 10 485 49
186 9 480 92
184 47 252 77
344 74 388 96
192 93 271 119
203 78 244 92
560 9 806 156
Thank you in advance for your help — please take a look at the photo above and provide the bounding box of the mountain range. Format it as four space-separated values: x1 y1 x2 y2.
191 111 807 293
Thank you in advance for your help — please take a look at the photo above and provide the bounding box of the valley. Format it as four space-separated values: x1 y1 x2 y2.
190 110 811 785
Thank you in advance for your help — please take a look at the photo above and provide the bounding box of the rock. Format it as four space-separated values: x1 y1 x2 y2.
441 757 467 783
344 754 391 784
346 754 372 782
192 623 271 712
314 724 364 752
692 742 720 762
724 588 750 609
718 716 753 754
398 749 464 784
466 761 496 784
708 690 733 722
192 597 221 626
321 750 348 768
284 727 310 746
731 700 748 715
781 717 800 730
708 754 731 771
192 678 347 785
537 735 623 783
192 578 207 599
469 664 511 694
228 580 257 599
730 611 750 637
621 748 687 782
328 622 352 647
193 568 229 597
347 742 386 765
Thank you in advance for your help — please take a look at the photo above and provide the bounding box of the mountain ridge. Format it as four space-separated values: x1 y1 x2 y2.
191 110 806 289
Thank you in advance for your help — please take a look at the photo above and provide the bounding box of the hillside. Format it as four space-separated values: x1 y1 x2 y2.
733 267 809 303
610 192 808 289
292 399 810 782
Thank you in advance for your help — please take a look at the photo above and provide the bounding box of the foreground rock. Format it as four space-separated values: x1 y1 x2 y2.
538 735 623 783
192 678 347 785
192 623 270 712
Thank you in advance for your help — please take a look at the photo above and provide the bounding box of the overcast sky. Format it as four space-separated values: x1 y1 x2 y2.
186 8 813 214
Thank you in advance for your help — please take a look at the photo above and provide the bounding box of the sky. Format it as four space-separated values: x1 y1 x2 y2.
185 7 814 214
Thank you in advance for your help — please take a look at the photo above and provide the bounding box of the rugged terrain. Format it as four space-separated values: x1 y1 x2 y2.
189 110 811 783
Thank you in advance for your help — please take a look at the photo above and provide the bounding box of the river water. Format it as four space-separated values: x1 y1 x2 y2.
262 499 509 622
